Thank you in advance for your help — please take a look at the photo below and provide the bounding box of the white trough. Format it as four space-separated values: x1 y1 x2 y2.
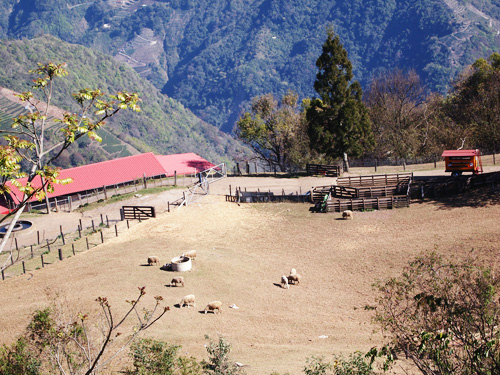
170 256 192 272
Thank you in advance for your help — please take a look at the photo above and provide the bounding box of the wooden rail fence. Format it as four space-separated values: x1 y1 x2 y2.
336 172 413 186
121 206 156 220
306 164 341 177
324 195 410 212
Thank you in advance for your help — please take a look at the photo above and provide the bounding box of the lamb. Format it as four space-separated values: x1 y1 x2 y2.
182 250 197 260
147 256 160 266
342 210 354 220
204 300 223 314
179 294 195 308
170 276 185 287
287 274 301 285
281 275 289 289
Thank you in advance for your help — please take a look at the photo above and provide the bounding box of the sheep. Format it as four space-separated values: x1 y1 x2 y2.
289 268 297 276
170 277 185 287
182 250 197 260
281 275 289 289
342 210 354 220
287 274 301 285
204 300 223 314
179 294 195 308
147 256 160 266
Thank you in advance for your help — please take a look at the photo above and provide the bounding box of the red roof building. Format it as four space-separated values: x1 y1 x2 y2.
6 152 214 205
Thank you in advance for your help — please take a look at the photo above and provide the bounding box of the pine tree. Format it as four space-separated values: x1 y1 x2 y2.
306 27 373 170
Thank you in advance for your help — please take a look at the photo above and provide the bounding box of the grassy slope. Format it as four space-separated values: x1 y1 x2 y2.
0 35 248 167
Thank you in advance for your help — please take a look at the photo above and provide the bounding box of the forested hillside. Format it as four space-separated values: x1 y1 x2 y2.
1 0 499 133
0 36 246 167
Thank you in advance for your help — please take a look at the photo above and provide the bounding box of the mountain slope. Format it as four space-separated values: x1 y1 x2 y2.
0 35 247 167
1 0 500 132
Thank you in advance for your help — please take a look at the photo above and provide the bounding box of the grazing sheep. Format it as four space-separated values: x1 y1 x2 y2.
287 274 301 285
204 301 223 314
342 210 354 220
170 277 185 287
289 268 297 276
147 256 160 266
182 250 197 260
281 275 289 289
179 294 195 308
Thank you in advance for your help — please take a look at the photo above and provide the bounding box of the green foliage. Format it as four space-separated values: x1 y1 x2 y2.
127 338 201 375
331 352 374 375
374 252 500 375
306 28 373 166
0 337 41 375
203 335 245 375
304 356 331 375
236 91 312 172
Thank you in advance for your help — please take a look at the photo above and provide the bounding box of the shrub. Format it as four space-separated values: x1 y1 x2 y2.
203 335 245 375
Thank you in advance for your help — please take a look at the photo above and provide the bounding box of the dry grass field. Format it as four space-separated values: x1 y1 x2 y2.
0 165 499 374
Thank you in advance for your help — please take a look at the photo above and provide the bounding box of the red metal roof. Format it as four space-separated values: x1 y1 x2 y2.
155 153 214 175
7 152 214 203
441 149 480 157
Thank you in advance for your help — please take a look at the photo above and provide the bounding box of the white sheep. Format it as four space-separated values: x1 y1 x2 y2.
170 276 185 287
182 250 197 260
204 300 223 314
281 275 289 289
147 256 160 266
289 268 297 276
179 294 195 308
287 274 301 285
342 210 354 220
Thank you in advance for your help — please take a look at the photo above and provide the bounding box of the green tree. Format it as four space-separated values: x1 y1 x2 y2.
374 252 500 375
235 91 310 172
445 53 500 154
0 62 140 264
306 28 373 171
202 336 245 375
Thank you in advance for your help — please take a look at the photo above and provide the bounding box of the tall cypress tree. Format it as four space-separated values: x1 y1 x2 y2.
306 27 373 170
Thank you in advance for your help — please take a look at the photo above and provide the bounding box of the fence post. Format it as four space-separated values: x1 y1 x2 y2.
106 215 109 228
115 224 118 237
68 196 72 211
92 220 95 232
60 225 65 245
127 220 130 229
100 231 104 243
15 237 18 251
31 245 33 259
72 244 75 255
168 202 170 213
103 185 108 200
100 214 104 226
78 226 81 238
143 173 147 189
174 171 177 186
79 219 83 231
1 269 4 280
86 237 89 250
46 239 50 252
58 248 63 261
41 254 44 267
37 231 40 245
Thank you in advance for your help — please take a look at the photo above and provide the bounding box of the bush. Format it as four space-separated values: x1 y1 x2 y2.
374 252 500 375
0 337 41 375
203 335 245 375
126 338 201 374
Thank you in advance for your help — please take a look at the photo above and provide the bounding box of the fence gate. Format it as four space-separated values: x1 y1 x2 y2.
121 206 156 220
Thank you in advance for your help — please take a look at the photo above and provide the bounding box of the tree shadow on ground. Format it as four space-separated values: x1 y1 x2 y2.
415 186 500 210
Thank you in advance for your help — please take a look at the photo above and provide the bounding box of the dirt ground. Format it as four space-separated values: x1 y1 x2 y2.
0 163 499 374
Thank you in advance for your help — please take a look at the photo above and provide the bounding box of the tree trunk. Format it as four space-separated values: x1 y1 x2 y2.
343 153 350 173
43 178 51 215
0 207 24 259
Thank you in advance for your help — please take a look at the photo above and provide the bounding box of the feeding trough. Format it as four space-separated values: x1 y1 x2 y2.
0 220 33 237
170 256 192 272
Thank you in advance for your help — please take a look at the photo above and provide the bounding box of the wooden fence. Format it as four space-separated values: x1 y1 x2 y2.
306 164 341 177
324 195 410 212
121 206 156 220
311 182 411 203
336 172 413 187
